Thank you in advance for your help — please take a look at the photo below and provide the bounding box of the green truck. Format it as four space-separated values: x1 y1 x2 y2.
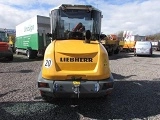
15 15 51 59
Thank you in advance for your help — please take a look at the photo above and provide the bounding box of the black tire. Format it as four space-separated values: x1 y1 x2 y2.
7 55 13 61
41 93 54 103
12 47 16 53
27 49 33 59
15 48 19 55
114 48 120 54
32 50 38 58
27 50 38 59
150 52 153 57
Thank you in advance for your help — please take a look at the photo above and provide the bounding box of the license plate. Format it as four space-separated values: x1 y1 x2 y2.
73 81 80 86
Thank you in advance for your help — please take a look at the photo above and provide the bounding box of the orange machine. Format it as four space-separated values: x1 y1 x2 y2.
101 34 121 56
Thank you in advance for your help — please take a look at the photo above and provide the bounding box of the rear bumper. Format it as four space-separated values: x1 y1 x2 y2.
0 50 13 58
135 51 151 55
37 72 114 98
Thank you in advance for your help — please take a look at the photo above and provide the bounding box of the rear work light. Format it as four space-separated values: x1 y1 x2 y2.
53 83 59 91
94 83 100 92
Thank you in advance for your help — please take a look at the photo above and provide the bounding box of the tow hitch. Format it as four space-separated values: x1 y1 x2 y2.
72 81 80 98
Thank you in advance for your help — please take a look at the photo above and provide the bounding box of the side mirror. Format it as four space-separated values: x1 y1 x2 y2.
85 30 91 43
46 33 52 37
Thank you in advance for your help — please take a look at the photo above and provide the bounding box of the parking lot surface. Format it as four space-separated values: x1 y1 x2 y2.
0 51 160 120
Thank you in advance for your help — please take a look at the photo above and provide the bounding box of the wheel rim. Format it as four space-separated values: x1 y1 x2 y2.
27 51 30 58
16 48 18 54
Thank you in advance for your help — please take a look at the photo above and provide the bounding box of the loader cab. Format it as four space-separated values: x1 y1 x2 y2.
0 31 7 42
49 4 102 41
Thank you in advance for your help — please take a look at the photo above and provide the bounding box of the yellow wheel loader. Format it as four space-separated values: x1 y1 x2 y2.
37 4 114 100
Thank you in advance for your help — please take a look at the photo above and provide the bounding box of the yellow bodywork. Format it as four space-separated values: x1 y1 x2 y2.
101 39 125 46
101 36 119 45
42 40 111 81
102 40 119 45
8 35 15 46
123 41 136 49
119 40 125 46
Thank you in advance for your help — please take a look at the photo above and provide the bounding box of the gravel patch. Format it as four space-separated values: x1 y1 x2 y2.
0 51 160 120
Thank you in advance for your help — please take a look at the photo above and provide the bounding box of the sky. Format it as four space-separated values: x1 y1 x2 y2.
0 0 160 36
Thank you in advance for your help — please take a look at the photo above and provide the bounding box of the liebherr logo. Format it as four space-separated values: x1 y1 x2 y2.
60 57 93 62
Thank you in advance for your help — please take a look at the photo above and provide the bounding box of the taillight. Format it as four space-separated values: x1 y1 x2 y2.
38 82 49 88
102 82 114 90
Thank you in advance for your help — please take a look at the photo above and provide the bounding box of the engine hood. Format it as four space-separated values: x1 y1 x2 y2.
42 40 111 80
54 40 98 71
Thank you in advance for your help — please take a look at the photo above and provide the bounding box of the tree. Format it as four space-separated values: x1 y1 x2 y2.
146 32 160 41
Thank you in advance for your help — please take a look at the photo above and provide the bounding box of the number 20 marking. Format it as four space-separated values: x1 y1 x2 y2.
44 59 52 68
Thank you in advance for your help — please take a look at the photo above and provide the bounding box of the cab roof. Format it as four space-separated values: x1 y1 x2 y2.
50 4 101 13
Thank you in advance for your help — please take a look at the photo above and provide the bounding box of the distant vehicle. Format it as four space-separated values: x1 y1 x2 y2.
0 28 16 53
134 41 152 56
0 30 13 61
151 41 160 51
123 33 146 52
100 34 121 56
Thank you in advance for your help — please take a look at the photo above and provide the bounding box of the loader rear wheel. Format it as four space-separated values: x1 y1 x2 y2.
40 92 54 103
